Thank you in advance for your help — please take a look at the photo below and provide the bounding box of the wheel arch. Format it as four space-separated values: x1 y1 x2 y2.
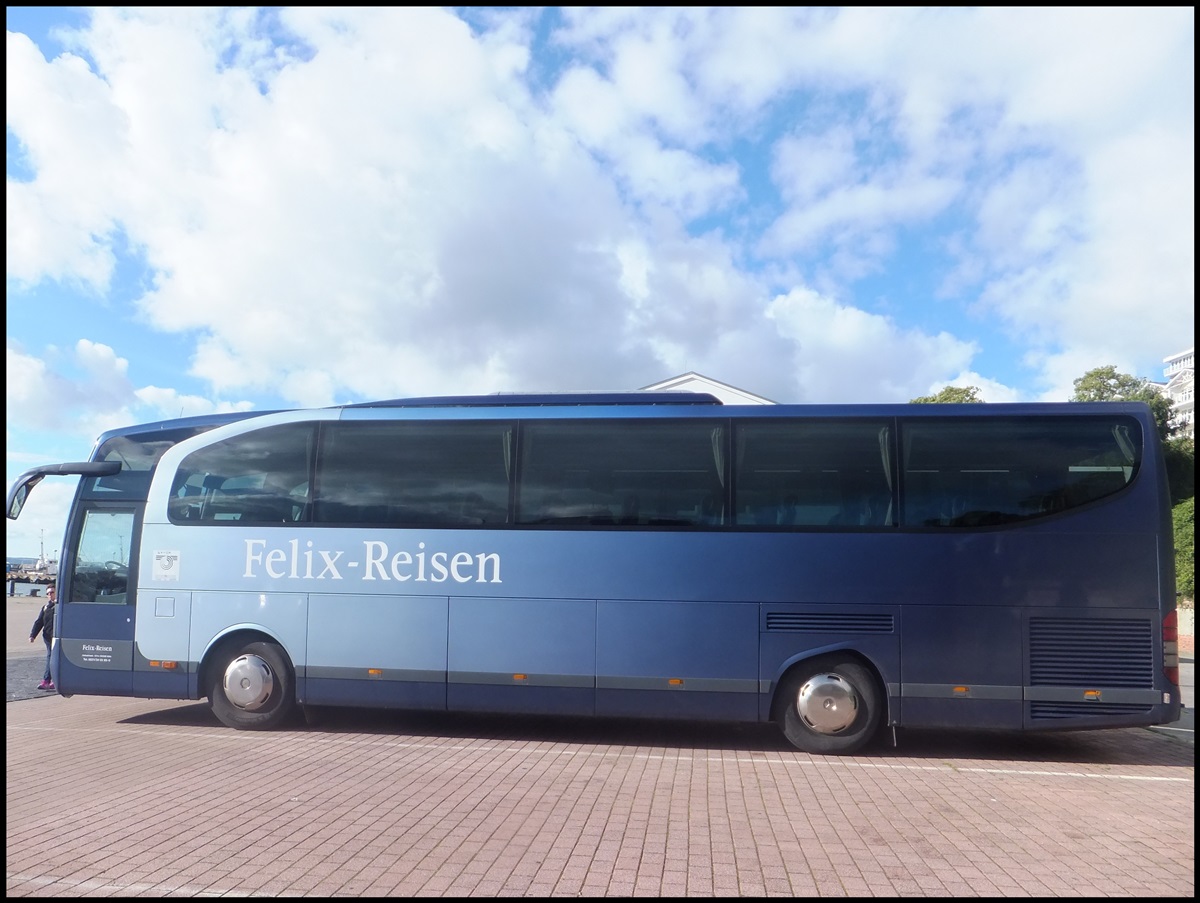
769 646 890 723
199 626 295 698
771 648 891 754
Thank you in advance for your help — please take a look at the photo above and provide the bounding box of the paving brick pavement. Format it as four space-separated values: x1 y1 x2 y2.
6 694 1195 897
6 595 1194 897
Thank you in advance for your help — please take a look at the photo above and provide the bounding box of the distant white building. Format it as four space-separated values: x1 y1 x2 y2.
641 372 775 405
1162 347 1194 440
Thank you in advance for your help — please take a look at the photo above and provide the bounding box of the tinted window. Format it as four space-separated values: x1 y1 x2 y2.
517 420 727 526
900 416 1141 527
733 421 894 527
168 423 315 524
315 421 513 527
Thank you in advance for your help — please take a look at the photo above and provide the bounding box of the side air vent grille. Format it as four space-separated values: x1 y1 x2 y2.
765 612 894 634
1030 701 1151 721
1028 618 1154 688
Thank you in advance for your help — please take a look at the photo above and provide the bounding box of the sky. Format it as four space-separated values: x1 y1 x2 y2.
5 6 1195 559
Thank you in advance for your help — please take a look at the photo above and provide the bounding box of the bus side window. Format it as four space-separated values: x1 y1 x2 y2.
902 471 948 526
517 419 725 528
700 488 724 525
833 479 888 526
733 419 892 529
287 482 310 522
168 483 204 521
168 423 316 526
899 417 1143 527
1063 468 1129 507
220 489 296 523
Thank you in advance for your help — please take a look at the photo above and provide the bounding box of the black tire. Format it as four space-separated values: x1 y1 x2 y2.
776 656 882 755
208 640 295 730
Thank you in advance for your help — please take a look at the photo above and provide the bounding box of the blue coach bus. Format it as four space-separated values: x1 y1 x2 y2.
6 393 1182 754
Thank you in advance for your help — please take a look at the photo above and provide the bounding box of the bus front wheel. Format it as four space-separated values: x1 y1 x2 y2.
208 640 295 730
777 656 882 755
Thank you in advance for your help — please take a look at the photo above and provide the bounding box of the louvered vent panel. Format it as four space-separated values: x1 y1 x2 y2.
765 612 894 634
1030 701 1151 721
1028 618 1153 688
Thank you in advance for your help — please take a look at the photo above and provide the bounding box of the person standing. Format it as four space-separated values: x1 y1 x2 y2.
29 585 57 690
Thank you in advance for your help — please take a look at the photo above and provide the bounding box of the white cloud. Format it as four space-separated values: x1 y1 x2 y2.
5 6 1193 421
6 343 68 429
764 162 960 258
6 339 253 439
772 128 858 206
766 286 978 402
5 32 123 289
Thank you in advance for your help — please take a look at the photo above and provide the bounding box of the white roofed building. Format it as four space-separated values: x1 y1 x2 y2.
641 372 775 405
1162 347 1194 440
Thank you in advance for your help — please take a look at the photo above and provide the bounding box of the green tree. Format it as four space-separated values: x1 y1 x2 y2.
1164 436 1195 506
1173 497 1194 605
1166 437 1195 608
1070 365 1192 508
1070 365 1175 441
910 385 984 404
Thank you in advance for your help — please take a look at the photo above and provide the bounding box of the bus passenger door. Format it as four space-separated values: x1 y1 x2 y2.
55 503 140 696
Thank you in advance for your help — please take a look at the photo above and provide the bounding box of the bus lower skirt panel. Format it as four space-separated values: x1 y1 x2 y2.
448 684 594 717
1026 701 1163 730
597 688 756 722
899 698 1022 730
299 677 446 711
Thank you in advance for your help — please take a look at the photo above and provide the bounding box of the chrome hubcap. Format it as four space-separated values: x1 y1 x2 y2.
223 654 274 711
796 672 858 734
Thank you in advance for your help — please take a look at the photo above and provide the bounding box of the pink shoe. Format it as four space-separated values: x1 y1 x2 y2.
46 682 55 690
37 680 50 690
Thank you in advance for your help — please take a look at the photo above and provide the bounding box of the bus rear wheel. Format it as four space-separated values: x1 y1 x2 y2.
777 656 881 755
208 640 295 730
